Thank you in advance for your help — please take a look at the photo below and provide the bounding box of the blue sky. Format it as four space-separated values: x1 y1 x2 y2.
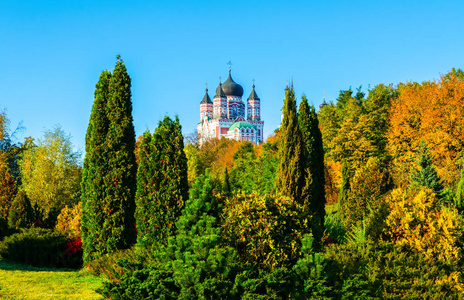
1 0 463 153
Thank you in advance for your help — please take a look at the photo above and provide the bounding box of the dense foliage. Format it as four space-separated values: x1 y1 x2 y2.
135 116 189 246
81 56 137 262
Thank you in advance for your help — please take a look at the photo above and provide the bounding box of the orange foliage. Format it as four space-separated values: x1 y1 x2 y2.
388 70 464 187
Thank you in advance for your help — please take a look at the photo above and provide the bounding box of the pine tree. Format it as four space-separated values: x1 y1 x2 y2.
276 87 305 204
410 141 443 198
104 56 137 252
135 116 188 246
81 69 111 262
298 96 326 243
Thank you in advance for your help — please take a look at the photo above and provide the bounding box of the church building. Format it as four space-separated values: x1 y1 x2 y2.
197 69 264 144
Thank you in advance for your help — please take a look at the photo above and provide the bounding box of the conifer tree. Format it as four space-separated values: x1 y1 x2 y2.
338 160 350 216
81 69 111 262
455 161 464 210
135 116 188 246
411 141 443 198
81 56 137 261
298 96 326 242
276 87 305 204
104 56 137 251
8 190 33 230
222 167 231 196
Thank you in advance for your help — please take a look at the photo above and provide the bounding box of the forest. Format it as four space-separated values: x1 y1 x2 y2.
1 58 464 299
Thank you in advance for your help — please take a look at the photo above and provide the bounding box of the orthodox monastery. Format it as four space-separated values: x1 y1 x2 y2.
197 69 264 144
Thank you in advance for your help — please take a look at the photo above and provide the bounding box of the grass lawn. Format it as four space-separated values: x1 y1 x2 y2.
0 260 104 300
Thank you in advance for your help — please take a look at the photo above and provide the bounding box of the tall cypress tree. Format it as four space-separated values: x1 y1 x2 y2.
81 70 111 262
135 116 188 246
276 86 305 204
104 56 137 252
298 96 326 243
82 56 137 261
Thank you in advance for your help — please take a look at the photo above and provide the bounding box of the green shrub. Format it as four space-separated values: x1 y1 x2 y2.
0 227 82 268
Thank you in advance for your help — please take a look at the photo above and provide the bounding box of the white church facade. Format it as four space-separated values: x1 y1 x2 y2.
197 69 264 144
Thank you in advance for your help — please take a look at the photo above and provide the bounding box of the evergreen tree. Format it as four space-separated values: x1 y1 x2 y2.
81 56 137 262
276 87 305 204
81 69 111 262
8 190 33 230
455 160 464 211
410 141 443 198
222 167 231 196
135 116 188 246
103 56 137 252
298 96 326 243
338 160 350 216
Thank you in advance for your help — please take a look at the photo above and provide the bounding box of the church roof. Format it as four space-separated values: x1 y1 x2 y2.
200 88 212 104
222 71 244 97
215 82 226 98
228 121 255 132
248 84 260 100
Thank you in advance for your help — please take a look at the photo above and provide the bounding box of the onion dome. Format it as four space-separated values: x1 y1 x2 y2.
215 82 226 98
248 83 260 100
200 88 212 104
222 71 244 97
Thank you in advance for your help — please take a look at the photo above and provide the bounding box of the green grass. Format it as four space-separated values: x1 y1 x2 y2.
0 260 104 300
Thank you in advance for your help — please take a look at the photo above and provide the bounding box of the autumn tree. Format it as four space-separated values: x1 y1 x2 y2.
388 69 464 188
19 126 81 219
135 116 188 246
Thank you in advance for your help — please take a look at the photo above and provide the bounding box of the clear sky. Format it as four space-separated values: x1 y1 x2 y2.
1 0 463 153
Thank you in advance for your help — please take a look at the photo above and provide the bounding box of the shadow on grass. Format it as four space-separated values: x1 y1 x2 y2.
0 259 75 272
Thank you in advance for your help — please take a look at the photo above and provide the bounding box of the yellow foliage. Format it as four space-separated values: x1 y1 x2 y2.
388 71 464 187
55 202 82 239
384 187 462 263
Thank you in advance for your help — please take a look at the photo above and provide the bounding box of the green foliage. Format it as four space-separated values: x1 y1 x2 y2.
222 193 308 270
324 204 347 244
455 161 464 211
81 69 111 263
19 126 81 219
81 57 137 263
0 228 81 268
343 157 389 229
324 241 464 298
222 167 231 196
410 141 444 198
135 116 188 246
100 173 241 299
298 96 326 246
104 56 137 252
276 87 305 204
8 190 34 230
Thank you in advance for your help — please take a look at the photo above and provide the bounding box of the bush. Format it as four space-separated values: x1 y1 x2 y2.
0 227 82 268
222 193 309 270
